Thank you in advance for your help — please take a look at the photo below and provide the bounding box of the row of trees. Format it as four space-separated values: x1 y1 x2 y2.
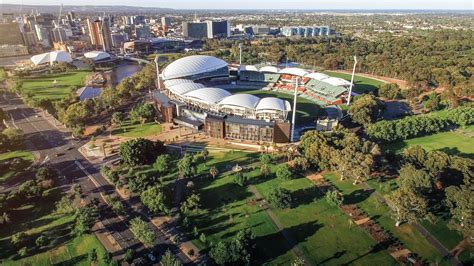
300 129 380 185
366 106 474 142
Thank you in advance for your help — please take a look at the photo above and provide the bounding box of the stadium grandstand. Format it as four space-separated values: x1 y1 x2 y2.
156 55 350 142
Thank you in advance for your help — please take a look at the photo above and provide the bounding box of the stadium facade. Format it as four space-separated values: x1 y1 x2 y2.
154 55 350 143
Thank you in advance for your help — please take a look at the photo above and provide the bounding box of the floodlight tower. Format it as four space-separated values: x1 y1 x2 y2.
154 55 161 91
239 43 243 65
347 56 358 105
291 77 298 142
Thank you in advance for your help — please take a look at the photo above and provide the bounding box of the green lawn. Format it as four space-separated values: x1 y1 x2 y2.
253 174 396 265
20 71 91 101
112 121 162 138
0 150 34 182
186 151 296 265
324 174 450 265
323 71 385 94
383 125 474 159
0 188 107 266
232 89 322 124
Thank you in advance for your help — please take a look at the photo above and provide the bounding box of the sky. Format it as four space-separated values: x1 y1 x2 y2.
2 0 473 10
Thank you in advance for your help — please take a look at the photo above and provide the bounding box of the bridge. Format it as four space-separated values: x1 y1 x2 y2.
117 55 151 64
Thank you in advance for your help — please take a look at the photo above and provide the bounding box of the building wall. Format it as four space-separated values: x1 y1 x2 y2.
273 122 291 143
0 45 28 57
0 23 24 45
182 22 208 39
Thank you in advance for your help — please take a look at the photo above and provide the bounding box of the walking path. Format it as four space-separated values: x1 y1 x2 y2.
360 182 461 266
248 185 310 265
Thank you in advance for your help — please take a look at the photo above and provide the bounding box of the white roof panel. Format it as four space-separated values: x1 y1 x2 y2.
239 65 258 71
323 77 352 87
164 79 194 87
259 66 280 73
305 72 330 81
168 82 205 95
279 67 309 77
218 94 260 109
84 51 111 61
31 51 72 65
256 97 291 112
162 55 228 80
183 87 232 105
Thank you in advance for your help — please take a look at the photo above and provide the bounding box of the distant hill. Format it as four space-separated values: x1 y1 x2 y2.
0 4 174 15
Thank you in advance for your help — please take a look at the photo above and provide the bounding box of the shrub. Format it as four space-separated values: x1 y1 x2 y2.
233 172 247 186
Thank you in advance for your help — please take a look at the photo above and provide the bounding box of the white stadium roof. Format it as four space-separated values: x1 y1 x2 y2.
279 67 309 77
162 55 228 80
183 87 232 105
164 79 194 87
305 72 330 81
31 51 72 65
322 77 352 87
259 66 280 73
256 97 292 112
168 82 205 95
239 65 259 72
84 51 110 61
217 94 260 109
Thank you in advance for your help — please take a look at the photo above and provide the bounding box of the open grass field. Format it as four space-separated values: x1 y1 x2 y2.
324 174 454 265
323 71 385 94
185 151 396 265
0 150 34 183
20 71 91 101
383 125 474 159
112 121 163 138
253 174 396 265
0 188 107 266
232 89 322 124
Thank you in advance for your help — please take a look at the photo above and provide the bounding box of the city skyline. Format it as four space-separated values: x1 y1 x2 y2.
2 0 473 10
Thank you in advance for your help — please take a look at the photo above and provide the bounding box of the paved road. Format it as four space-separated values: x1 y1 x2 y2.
0 88 193 265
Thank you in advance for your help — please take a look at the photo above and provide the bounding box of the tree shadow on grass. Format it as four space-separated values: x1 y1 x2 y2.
437 147 473 159
55 253 88 266
253 221 323 264
344 189 374 205
290 186 323 208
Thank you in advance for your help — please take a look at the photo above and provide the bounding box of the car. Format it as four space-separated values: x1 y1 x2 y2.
146 253 157 262
55 153 65 157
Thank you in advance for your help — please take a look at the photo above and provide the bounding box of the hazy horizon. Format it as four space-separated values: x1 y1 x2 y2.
2 0 473 10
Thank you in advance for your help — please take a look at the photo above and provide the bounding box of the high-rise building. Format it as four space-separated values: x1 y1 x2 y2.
87 18 102 49
161 17 172 27
111 32 128 48
35 13 54 26
0 22 24 45
35 24 51 47
135 24 151 40
182 21 208 39
87 18 112 50
22 31 38 46
101 17 113 51
52 27 67 43
206 20 230 39
132 15 145 25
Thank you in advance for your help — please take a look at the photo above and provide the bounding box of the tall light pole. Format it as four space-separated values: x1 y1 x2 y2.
239 43 243 65
154 55 161 91
347 56 358 105
291 77 298 142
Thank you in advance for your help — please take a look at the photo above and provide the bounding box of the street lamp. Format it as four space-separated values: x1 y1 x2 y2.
239 43 243 65
154 55 161 91
291 77 298 142
347 56 358 105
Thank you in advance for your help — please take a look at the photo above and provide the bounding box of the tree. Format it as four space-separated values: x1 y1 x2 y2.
0 212 11 225
397 164 433 193
129 103 155 124
2 128 25 150
209 166 219 179
233 172 247 187
201 149 209 160
445 185 473 239
180 194 200 215
88 248 98 263
141 186 169 215
35 166 57 183
160 249 182 266
260 163 271 177
378 83 401 99
209 228 254 264
199 233 206 243
386 188 428 227
153 154 172 174
348 94 384 127
177 153 196 178
267 187 292 209
275 164 292 180
259 154 272 165
111 112 126 129
59 101 91 128
325 190 344 207
424 92 441 111
103 252 112 264
124 248 135 263
35 235 47 248
119 138 165 166
11 232 26 246
129 217 156 247
74 203 99 236
17 247 27 257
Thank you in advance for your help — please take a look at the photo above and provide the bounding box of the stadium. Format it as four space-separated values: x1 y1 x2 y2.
153 55 350 143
